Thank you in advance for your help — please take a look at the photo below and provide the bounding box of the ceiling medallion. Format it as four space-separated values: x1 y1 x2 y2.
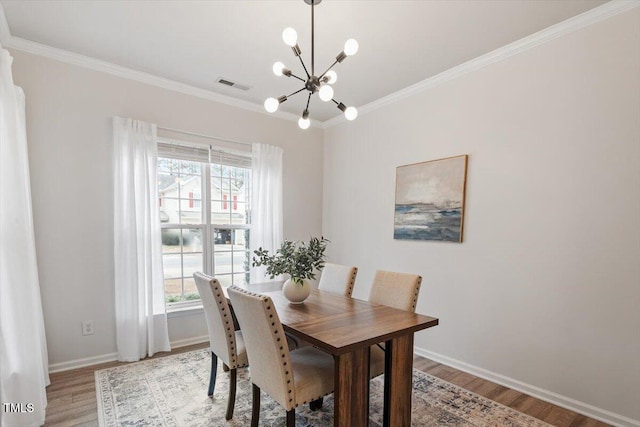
264 0 358 129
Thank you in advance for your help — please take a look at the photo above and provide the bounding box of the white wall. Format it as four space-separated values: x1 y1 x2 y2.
10 50 324 367
323 8 639 424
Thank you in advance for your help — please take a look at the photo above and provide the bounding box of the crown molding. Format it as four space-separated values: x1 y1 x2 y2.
323 0 640 129
1 1 637 130
0 5 323 129
4 36 321 126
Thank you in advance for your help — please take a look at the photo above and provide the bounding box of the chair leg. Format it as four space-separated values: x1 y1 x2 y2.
286 408 295 427
251 384 260 427
309 397 323 410
225 368 237 420
207 352 217 396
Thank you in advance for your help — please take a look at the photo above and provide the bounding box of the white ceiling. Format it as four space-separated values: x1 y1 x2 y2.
1 0 608 122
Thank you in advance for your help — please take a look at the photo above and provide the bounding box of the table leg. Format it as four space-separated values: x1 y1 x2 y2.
383 334 414 427
334 347 370 427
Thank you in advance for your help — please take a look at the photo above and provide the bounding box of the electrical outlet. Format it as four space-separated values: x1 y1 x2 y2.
82 320 95 336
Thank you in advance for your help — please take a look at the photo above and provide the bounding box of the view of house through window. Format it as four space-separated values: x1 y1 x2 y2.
157 143 251 306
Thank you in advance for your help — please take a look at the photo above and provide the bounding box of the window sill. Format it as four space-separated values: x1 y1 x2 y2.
167 303 204 318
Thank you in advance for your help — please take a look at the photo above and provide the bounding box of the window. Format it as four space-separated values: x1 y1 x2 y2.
157 141 251 306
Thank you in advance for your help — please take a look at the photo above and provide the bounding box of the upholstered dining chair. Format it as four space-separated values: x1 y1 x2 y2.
368 270 422 378
193 272 248 420
228 286 335 427
317 263 358 297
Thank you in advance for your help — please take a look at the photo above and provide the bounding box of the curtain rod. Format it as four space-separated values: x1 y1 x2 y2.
157 126 253 147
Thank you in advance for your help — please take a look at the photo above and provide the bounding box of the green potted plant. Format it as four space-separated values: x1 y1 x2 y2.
252 237 328 303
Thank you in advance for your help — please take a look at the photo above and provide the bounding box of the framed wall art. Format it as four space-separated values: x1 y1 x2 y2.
394 155 468 242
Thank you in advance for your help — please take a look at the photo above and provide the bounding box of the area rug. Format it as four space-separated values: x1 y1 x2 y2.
95 349 551 426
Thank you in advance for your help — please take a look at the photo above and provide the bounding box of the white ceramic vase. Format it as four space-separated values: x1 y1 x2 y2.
282 278 311 304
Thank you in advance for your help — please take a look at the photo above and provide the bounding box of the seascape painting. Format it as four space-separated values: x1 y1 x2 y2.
394 155 468 242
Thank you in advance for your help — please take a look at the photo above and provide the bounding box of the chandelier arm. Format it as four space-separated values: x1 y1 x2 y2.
330 99 339 105
305 93 311 111
289 73 306 83
334 100 347 112
319 60 339 80
286 87 307 98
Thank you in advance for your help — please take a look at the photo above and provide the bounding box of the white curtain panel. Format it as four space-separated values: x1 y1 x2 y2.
0 48 50 427
250 143 284 282
113 117 170 362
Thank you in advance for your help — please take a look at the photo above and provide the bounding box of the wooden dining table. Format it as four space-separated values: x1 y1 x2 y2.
224 281 439 427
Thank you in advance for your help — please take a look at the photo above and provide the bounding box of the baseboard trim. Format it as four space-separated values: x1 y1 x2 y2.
48 335 209 374
414 346 640 427
48 352 118 374
169 335 209 349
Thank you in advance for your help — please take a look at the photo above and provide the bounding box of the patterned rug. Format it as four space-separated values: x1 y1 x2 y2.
95 349 551 426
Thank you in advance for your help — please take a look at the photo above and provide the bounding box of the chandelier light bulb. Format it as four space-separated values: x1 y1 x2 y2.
344 106 358 121
325 70 337 84
272 61 286 76
282 27 298 47
344 39 359 56
319 85 334 102
264 97 279 113
298 117 311 129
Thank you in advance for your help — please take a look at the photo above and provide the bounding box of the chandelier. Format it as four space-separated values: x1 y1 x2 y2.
264 0 358 129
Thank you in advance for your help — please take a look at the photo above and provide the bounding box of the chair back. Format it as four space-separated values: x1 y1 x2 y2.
368 270 422 312
193 272 239 367
227 287 295 408
317 263 358 297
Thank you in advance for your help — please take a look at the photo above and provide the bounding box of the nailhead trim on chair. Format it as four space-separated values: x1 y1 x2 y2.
273 304 293 405
229 287 297 407
212 281 249 369
411 276 422 312
347 267 358 297
229 287 336 410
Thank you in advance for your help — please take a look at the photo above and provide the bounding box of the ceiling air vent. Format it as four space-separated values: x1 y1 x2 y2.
217 77 251 91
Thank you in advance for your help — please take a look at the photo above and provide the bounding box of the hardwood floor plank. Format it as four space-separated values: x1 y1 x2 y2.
48 382 94 402
46 398 97 417
539 404 580 427
483 384 510 400
510 394 553 418
445 370 477 388
47 412 98 427
569 414 612 427
412 356 439 371
458 376 502 397
490 386 523 406
72 387 99 403
46 403 97 424
424 363 459 381
45 391 73 404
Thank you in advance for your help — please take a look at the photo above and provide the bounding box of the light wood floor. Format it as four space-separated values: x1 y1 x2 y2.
44 343 610 426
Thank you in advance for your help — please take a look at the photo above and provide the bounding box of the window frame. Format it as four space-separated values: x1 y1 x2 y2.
157 140 252 311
